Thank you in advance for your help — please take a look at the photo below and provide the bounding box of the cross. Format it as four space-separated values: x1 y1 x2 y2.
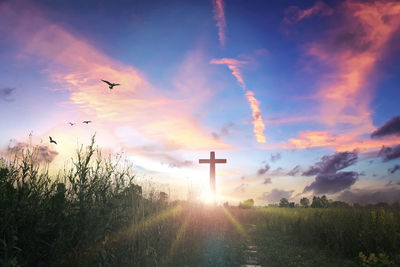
199 151 227 203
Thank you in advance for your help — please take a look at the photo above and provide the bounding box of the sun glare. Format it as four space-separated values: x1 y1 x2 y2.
201 191 215 204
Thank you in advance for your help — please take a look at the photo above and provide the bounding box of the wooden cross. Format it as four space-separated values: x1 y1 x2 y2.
199 151 227 203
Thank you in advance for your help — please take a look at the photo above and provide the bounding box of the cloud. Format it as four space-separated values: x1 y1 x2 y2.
302 151 359 194
304 171 358 195
263 177 272 184
0 87 15 102
257 164 270 176
284 1 334 24
285 1 400 152
287 165 301 176
259 188 294 202
245 91 266 143
338 187 400 204
210 58 266 143
212 122 235 139
233 183 248 193
378 145 400 162
302 166 320 176
285 130 400 152
212 0 227 47
0 2 231 153
210 58 246 89
270 152 281 162
127 145 193 168
167 160 193 168
388 165 400 174
371 116 400 138
310 0 400 128
303 151 358 175
7 142 58 164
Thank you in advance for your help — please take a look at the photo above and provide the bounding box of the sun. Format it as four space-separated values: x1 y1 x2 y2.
200 190 217 204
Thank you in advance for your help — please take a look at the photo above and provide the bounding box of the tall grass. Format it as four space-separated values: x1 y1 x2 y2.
249 207 400 265
0 137 245 266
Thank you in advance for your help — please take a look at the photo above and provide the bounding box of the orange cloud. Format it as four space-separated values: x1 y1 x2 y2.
284 130 400 152
245 91 266 143
210 58 266 143
316 0 400 128
1 2 231 152
212 0 227 47
285 0 400 151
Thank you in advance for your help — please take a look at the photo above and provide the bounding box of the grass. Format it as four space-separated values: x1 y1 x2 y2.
241 207 400 267
1 137 400 266
0 137 246 266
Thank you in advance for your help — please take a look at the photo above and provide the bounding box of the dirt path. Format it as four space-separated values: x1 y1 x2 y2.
241 224 261 267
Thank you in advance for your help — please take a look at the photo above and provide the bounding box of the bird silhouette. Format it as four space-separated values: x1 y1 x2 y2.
49 136 57 145
82 120 92 124
68 122 75 126
101 80 120 90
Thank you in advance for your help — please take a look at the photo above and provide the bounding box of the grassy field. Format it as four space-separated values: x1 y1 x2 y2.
1 139 400 266
244 207 400 267
0 138 247 266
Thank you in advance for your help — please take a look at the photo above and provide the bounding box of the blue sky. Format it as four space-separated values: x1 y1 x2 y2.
1 0 400 204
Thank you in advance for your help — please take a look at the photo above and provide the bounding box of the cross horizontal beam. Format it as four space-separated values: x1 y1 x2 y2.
199 159 227 164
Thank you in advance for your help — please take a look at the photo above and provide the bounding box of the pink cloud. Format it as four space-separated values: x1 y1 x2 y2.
210 58 266 143
1 2 231 152
210 58 246 89
212 0 227 47
284 130 400 152
285 0 400 152
284 1 334 24
316 0 400 128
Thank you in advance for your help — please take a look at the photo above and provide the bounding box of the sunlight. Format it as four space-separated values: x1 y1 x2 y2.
162 216 190 264
84 204 183 256
222 207 248 238
200 190 216 204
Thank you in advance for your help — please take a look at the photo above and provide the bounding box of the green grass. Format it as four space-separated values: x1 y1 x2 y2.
240 207 400 267
253 227 357 267
1 137 400 266
0 137 246 266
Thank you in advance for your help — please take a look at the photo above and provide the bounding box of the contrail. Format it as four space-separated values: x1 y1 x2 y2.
211 58 266 143
212 0 227 47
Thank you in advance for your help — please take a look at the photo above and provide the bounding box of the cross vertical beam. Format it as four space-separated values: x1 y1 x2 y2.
199 151 227 203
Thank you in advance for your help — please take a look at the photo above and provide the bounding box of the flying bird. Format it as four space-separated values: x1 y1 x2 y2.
49 136 57 145
68 122 76 126
101 80 120 90
82 120 92 124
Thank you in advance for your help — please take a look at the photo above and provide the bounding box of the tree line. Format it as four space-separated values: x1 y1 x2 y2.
238 196 400 209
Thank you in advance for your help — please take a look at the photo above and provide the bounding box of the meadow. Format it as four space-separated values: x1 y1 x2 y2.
246 207 400 267
1 139 400 266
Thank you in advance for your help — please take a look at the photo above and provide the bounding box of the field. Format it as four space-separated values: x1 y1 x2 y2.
1 140 400 266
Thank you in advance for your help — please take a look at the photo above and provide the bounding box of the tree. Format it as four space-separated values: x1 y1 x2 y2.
279 198 290 207
311 195 329 208
330 200 350 208
239 198 254 209
289 202 295 208
320 195 329 208
300 197 310 208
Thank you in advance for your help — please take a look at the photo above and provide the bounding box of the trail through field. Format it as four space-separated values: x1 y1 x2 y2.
242 224 261 267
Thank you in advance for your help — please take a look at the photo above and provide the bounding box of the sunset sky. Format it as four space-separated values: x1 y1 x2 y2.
1 0 400 204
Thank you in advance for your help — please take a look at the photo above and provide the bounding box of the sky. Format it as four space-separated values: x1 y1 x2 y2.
1 0 400 204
